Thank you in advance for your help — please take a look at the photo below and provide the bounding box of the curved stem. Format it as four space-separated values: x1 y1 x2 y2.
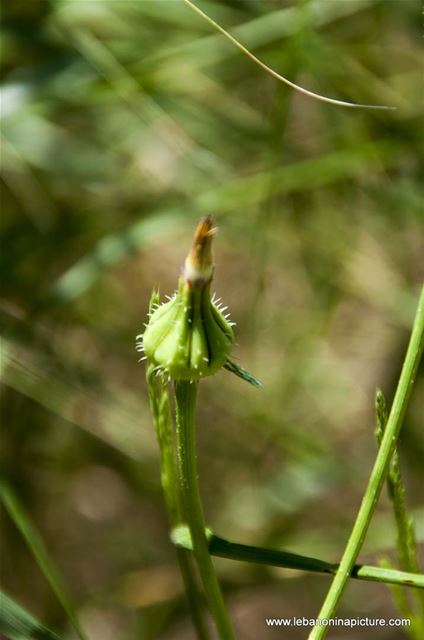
309 284 424 640
181 0 395 110
175 380 235 640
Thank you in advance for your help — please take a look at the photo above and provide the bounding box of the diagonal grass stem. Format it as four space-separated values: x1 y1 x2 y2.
309 284 424 639
0 481 88 640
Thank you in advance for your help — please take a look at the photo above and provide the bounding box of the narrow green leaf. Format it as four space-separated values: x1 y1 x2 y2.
224 360 263 388
0 590 63 640
171 525 424 589
0 337 155 461
0 481 88 640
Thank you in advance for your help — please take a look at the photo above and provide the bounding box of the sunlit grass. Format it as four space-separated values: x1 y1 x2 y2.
1 0 422 638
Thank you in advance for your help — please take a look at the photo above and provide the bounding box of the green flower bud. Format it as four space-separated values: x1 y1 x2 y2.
138 216 235 380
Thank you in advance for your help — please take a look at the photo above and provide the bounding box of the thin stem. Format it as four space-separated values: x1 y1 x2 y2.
181 0 395 110
375 390 424 623
175 550 210 640
174 380 235 640
172 527 424 590
309 284 424 640
147 366 210 640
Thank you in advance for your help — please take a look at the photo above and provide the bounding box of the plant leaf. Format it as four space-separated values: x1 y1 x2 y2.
0 481 88 640
0 590 63 640
224 360 263 388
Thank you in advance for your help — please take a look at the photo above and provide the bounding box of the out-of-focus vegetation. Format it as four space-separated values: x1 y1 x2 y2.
1 1 423 638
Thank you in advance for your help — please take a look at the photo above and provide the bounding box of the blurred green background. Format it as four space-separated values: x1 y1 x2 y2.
1 0 423 638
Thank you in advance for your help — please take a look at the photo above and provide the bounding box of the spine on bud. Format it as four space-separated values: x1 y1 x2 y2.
141 216 234 381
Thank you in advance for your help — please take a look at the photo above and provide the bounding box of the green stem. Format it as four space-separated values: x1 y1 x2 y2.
147 367 210 640
172 527 424 590
175 550 210 640
175 380 235 640
376 390 424 623
309 284 424 640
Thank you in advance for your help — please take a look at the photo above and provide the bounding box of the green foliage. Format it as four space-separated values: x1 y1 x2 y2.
1 0 423 638
172 525 424 589
375 389 424 639
0 590 63 640
310 290 424 638
143 279 234 380
146 312 210 639
224 360 263 388
0 482 88 640
375 390 421 577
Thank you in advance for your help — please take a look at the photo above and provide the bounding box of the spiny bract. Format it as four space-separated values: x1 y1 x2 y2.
140 278 234 380
138 216 235 380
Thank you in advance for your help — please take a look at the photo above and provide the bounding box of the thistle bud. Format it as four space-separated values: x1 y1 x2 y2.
139 216 234 380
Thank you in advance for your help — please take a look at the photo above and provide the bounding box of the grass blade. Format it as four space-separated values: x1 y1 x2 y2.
0 590 63 640
224 360 263 388
0 481 88 640
309 284 424 639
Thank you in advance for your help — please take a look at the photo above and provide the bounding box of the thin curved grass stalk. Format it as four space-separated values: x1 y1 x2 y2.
309 284 424 640
0 481 88 640
181 0 395 110
172 525 424 590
